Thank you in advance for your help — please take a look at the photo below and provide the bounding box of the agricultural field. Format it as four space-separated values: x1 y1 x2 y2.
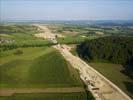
47 24 106 44
0 92 92 100
0 25 39 43
0 47 83 88
3 24 131 47
0 24 95 100
0 24 102 51
0 25 52 51
48 24 133 37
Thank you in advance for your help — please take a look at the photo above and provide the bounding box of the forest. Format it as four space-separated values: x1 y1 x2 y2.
77 36 133 78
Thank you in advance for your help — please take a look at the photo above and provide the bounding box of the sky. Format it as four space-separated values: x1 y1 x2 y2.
0 0 133 21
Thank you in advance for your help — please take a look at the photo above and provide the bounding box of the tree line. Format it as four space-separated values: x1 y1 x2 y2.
0 42 54 51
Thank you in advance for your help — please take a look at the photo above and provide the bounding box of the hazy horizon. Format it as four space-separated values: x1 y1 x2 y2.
1 0 133 21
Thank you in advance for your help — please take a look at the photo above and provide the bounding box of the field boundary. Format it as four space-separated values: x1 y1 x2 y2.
0 87 85 96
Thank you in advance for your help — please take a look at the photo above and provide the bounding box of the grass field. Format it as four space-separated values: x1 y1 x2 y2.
0 25 53 51
0 24 95 99
0 47 83 88
89 63 133 98
57 35 100 44
0 92 89 100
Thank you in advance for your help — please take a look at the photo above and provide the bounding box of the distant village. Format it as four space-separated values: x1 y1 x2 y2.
0 38 15 43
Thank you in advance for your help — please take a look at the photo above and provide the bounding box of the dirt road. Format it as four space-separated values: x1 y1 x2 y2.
0 87 85 96
54 44 131 100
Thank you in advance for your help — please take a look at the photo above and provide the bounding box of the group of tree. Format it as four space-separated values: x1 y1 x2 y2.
77 36 133 78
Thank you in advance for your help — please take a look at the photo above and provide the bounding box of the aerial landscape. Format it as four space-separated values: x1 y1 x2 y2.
0 0 133 100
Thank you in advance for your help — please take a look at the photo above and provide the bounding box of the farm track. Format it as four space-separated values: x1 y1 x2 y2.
0 87 85 96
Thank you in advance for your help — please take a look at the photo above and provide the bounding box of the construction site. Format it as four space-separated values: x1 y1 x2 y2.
54 44 132 100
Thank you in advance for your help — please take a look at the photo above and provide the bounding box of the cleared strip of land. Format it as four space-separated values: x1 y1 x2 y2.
34 24 64 41
54 44 132 100
0 87 85 96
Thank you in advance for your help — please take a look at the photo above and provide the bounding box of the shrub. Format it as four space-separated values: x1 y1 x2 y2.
14 49 23 55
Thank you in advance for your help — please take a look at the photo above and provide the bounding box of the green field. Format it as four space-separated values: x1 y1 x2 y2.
89 63 133 98
0 24 103 51
0 47 83 88
0 25 52 51
0 24 95 99
0 92 90 100
47 24 105 44
57 35 100 44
